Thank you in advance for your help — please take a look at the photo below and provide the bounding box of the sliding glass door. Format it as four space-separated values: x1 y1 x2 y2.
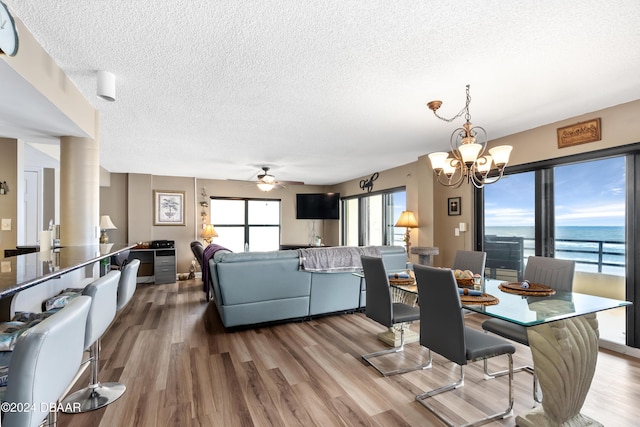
482 156 627 344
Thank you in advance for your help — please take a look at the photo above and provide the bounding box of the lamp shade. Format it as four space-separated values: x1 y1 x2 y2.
488 145 513 166
201 224 219 239
99 215 117 230
395 211 418 228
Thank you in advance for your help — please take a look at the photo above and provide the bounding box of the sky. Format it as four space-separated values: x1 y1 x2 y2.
484 156 625 227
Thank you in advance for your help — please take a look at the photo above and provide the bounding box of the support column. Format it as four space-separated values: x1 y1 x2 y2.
60 136 99 246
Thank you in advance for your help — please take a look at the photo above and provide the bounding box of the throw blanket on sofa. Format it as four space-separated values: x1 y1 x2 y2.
202 243 231 296
298 246 381 273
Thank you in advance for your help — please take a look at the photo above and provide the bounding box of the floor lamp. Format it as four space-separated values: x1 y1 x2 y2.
395 211 418 261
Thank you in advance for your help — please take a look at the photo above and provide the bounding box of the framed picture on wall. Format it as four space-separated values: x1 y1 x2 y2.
154 190 185 225
448 197 461 216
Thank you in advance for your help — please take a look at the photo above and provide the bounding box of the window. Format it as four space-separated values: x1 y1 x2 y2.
342 188 406 247
209 198 280 252
482 157 625 276
480 155 628 345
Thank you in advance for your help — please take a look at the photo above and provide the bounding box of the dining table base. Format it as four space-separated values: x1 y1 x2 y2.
377 325 419 347
516 311 602 427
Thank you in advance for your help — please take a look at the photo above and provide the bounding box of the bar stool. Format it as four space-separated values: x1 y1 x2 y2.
61 270 121 413
2 296 91 427
117 259 139 311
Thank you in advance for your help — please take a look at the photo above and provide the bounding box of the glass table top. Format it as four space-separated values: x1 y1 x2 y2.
391 277 631 327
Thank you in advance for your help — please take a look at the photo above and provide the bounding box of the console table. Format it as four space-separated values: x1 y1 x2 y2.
127 248 176 284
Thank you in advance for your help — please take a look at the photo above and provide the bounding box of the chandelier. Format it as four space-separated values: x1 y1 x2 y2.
426 85 512 188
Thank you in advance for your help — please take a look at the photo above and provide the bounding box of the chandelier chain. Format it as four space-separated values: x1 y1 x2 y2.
431 84 472 123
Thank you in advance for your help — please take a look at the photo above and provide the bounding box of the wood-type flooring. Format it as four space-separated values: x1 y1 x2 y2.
59 279 640 426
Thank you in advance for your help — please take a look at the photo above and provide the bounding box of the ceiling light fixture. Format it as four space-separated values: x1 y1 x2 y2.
97 70 116 102
426 85 512 188
256 167 276 191
256 182 275 192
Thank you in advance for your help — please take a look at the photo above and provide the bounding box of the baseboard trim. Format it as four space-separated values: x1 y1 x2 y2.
599 339 640 359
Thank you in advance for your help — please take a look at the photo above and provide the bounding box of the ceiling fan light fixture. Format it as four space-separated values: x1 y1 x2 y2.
257 182 275 192
261 174 275 184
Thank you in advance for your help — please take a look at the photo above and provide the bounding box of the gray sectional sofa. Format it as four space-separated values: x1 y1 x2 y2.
206 245 406 327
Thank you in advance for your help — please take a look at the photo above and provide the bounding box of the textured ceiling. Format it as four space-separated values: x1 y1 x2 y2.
2 1 640 185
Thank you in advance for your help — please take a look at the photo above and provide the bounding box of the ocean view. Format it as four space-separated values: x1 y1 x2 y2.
486 226 625 276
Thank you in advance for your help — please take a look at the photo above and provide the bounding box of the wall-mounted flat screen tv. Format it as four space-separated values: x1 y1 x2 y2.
296 193 340 220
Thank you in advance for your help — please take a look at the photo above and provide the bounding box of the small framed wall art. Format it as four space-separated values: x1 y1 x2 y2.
448 197 461 216
557 118 601 148
154 190 185 226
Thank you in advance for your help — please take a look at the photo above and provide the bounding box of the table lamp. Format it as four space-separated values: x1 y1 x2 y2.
201 224 219 244
99 215 117 244
395 211 418 259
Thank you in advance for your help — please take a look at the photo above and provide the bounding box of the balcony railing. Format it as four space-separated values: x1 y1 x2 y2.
521 237 625 276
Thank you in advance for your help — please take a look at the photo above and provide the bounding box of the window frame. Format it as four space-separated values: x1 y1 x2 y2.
341 186 406 246
209 196 281 251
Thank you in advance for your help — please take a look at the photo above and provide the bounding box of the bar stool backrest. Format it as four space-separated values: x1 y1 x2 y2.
117 259 140 311
4 296 91 427
82 271 120 350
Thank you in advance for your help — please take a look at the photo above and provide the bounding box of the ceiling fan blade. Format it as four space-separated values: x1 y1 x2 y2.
277 180 305 185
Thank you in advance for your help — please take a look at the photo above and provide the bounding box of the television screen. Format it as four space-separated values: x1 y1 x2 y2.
296 193 340 220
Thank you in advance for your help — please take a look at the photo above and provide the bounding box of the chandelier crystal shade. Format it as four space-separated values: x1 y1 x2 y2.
426 85 512 188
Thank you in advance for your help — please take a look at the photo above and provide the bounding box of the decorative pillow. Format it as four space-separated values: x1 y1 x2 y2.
0 365 7 402
0 322 28 352
43 288 83 311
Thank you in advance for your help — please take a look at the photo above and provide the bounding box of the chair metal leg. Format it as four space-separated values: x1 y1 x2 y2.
362 323 432 376
483 359 541 403
48 406 58 426
417 354 514 427
61 339 126 413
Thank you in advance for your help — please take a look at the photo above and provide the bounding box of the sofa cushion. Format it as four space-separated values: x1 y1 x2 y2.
216 249 298 263
216 257 311 305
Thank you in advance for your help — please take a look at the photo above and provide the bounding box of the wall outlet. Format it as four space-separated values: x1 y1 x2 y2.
454 227 460 237
1 218 11 231
459 222 467 232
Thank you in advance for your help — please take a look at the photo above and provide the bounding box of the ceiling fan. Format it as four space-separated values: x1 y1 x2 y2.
253 167 305 191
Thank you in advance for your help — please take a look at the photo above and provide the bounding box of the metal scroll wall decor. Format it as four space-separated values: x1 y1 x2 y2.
360 172 379 193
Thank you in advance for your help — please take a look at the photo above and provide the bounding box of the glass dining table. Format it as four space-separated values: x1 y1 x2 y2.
393 277 631 427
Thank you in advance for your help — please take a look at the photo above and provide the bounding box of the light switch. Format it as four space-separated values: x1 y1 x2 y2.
454 227 460 236
1 261 11 273
1 218 11 231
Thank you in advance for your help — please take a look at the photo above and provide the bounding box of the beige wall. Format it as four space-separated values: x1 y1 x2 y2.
42 168 55 230
100 172 128 245
0 138 18 255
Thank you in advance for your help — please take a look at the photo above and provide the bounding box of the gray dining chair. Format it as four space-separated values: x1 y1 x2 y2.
482 256 575 403
452 250 487 276
360 255 431 376
413 264 515 426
